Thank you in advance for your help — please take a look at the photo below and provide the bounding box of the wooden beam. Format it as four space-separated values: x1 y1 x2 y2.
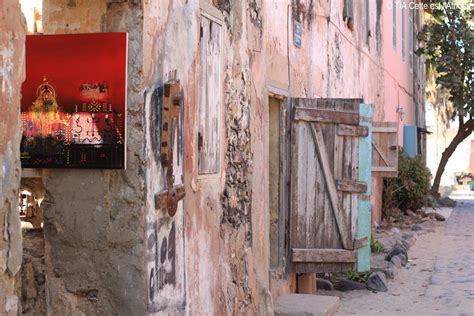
292 248 357 263
353 236 368 249
310 123 352 250
336 179 368 193
337 124 368 137
372 140 390 166
372 126 398 133
295 107 360 125
372 166 397 172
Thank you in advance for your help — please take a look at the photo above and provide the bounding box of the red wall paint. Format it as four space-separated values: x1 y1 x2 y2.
22 33 127 113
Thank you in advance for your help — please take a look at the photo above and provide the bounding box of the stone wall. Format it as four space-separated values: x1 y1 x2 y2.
38 1 148 314
142 0 270 314
9 0 401 313
0 1 25 315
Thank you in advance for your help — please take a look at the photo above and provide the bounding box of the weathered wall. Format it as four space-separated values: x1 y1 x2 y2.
9 0 426 313
39 1 148 314
264 0 385 295
375 0 425 224
0 1 25 315
382 0 416 142
142 0 271 314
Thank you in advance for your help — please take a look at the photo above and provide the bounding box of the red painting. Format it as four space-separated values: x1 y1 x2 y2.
21 33 127 169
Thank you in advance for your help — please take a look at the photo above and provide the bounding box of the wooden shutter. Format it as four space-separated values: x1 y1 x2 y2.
289 98 371 273
372 122 398 177
343 0 354 29
198 15 222 174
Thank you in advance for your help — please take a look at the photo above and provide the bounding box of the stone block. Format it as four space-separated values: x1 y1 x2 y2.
275 294 340 316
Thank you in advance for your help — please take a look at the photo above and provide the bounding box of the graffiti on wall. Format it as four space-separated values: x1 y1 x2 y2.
148 220 176 297
146 77 186 313
146 200 185 313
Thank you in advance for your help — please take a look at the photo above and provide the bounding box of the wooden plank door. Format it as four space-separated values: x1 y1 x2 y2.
372 122 399 177
289 98 372 273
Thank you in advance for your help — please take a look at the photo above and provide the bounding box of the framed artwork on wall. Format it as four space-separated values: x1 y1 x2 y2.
21 32 127 169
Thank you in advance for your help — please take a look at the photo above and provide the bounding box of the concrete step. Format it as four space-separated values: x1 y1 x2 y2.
274 294 340 316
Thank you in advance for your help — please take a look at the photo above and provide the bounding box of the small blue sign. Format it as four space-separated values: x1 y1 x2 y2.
294 20 302 48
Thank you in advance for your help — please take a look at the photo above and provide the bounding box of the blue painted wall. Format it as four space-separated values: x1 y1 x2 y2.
403 125 418 158
357 103 372 272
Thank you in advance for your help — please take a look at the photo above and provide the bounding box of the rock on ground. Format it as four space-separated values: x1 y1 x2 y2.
333 279 366 292
386 244 408 261
316 279 334 291
439 197 456 207
366 272 388 292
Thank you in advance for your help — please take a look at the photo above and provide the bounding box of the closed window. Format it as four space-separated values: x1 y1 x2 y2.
198 14 223 175
392 0 397 50
409 6 414 69
365 0 370 46
402 0 406 62
343 0 354 30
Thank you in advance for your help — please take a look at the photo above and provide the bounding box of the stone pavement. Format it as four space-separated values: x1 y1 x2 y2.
334 194 474 315
423 197 474 315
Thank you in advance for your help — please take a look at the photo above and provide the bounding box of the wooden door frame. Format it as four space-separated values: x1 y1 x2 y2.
268 94 291 271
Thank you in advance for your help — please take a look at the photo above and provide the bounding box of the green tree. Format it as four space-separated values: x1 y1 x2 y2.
422 0 474 196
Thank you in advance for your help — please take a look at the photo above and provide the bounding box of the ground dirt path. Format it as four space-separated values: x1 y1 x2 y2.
330 195 474 316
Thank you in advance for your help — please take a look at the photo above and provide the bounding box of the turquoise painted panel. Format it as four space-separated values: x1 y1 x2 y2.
357 103 372 272
403 125 417 158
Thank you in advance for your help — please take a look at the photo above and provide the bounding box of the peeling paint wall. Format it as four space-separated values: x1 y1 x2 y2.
143 0 269 314
6 0 421 313
37 1 148 315
0 1 25 315
264 0 385 296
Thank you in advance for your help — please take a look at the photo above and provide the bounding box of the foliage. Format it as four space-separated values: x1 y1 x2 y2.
421 0 473 117
370 236 385 254
383 151 431 212
330 271 373 284
422 0 474 195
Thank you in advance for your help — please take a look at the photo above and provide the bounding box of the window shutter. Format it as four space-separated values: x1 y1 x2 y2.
198 16 222 175
409 7 413 68
392 0 397 49
372 122 398 177
401 0 406 62
343 0 354 29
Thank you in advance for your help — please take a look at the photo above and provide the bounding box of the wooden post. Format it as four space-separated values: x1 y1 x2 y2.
297 273 316 294
357 103 373 272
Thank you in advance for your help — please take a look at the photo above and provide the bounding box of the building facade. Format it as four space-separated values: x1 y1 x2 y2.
0 0 424 314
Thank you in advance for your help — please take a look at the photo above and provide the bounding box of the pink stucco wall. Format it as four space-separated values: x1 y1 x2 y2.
383 0 416 144
371 1 423 225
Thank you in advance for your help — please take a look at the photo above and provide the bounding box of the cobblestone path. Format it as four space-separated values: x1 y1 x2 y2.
335 196 474 315
424 199 474 315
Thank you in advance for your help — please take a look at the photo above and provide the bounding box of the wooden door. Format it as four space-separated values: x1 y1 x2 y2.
372 122 399 177
289 98 372 273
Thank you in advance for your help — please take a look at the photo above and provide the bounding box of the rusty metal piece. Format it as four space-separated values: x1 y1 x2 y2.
154 184 185 217
160 80 181 167
157 79 185 217
173 94 183 106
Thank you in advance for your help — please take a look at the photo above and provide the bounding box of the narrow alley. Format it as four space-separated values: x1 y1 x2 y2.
336 194 474 315
1 0 472 314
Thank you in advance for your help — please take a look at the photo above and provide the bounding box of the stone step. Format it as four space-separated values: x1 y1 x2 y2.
274 294 340 316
